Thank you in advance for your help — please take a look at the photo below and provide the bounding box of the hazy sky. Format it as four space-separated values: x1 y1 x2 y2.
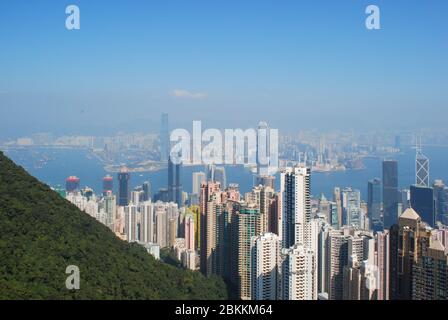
0 0 447 137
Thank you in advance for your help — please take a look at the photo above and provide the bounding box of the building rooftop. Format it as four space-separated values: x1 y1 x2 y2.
400 207 420 220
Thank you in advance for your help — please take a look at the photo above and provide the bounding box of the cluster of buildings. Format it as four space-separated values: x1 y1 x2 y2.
59 115 448 300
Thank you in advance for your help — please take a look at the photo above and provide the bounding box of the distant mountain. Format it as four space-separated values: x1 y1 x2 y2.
0 152 227 299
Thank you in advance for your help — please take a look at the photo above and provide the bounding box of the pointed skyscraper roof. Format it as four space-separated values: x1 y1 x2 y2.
400 207 420 220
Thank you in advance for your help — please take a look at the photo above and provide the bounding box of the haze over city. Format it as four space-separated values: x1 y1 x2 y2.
0 0 447 137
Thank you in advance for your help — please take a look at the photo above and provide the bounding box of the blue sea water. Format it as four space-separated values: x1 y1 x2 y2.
3 146 448 201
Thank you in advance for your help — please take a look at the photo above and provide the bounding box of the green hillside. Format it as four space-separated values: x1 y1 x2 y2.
0 152 227 299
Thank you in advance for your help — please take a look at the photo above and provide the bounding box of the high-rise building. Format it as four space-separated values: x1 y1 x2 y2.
124 204 138 242
168 155 182 207
206 164 216 182
281 166 311 249
400 189 410 212
192 171 206 195
410 184 435 227
123 201 153 244
236 204 264 300
251 232 281 300
342 234 376 300
327 229 350 300
433 180 448 224
317 222 331 295
153 201 179 249
415 143 429 187
412 239 448 300
103 191 116 231
382 160 399 229
376 230 390 300
282 244 317 300
368 178 382 231
185 214 195 250
256 121 270 176
65 176 80 193
102 175 113 196
160 113 169 161
333 187 343 229
142 181 151 201
389 208 432 300
118 168 130 206
199 181 221 275
341 188 362 229
253 174 275 189
188 205 201 251
214 167 227 190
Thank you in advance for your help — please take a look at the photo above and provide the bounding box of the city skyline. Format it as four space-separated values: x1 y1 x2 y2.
1 0 448 304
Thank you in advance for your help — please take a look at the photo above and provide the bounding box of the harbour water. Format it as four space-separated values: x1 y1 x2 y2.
3 146 448 200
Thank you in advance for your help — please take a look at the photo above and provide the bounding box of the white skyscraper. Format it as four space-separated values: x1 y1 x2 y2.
124 201 153 244
282 244 317 300
124 204 138 242
251 233 281 300
140 201 154 244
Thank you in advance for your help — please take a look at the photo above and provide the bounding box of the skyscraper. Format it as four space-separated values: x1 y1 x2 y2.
389 208 432 300
327 229 350 300
251 233 281 300
333 187 343 229
254 174 275 189
206 164 216 182
140 201 154 244
65 176 80 193
118 168 130 206
192 171 206 195
102 175 113 196
341 188 362 229
142 181 151 201
281 166 311 249
415 143 429 187
214 167 227 190
376 230 390 300
160 113 169 162
410 184 435 227
256 121 270 176
103 191 116 231
342 234 376 300
236 204 264 300
185 214 195 250
282 244 317 300
368 178 382 231
168 155 182 207
433 180 448 224
199 181 221 275
412 239 448 300
382 160 398 229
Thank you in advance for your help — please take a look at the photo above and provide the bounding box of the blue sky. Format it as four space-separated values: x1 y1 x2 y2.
0 0 447 136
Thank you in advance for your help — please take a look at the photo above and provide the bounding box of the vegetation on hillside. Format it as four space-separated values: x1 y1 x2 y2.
0 152 227 300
